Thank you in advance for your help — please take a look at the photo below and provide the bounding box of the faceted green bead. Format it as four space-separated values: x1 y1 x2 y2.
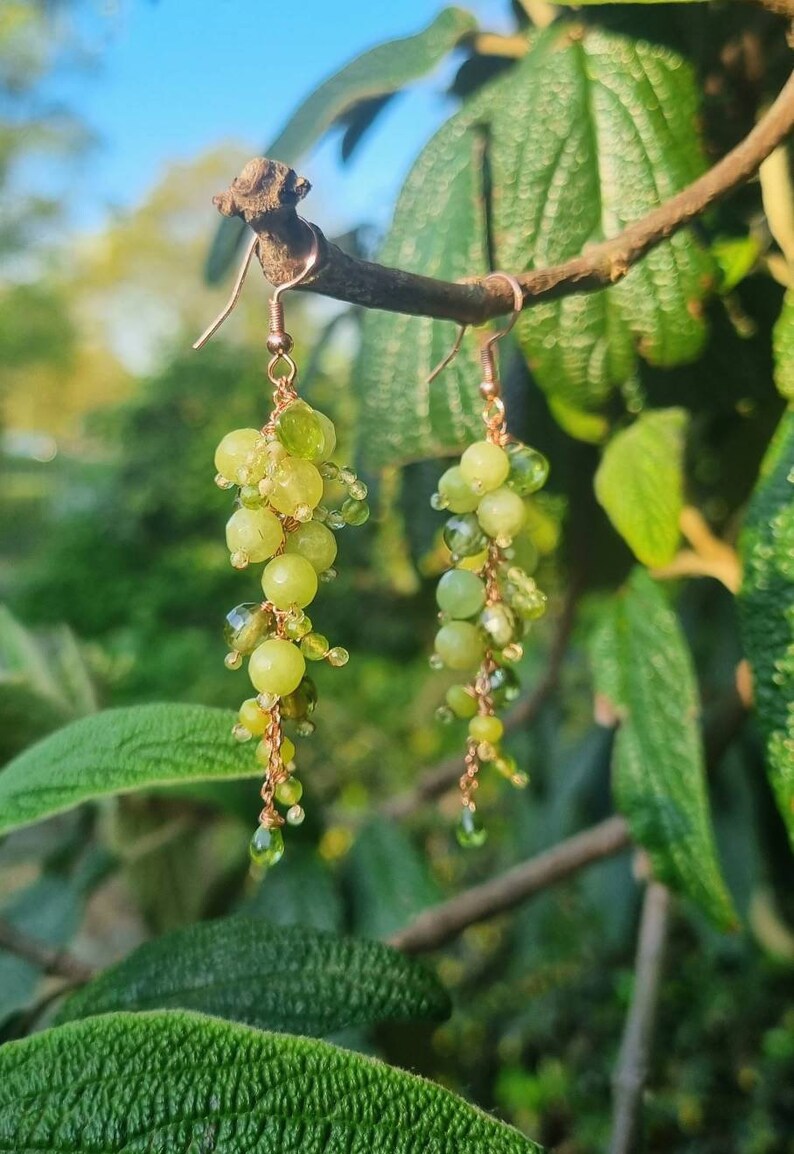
434 621 485 671
457 806 487 848
446 684 478 719
281 678 318 721
480 603 520 648
436 569 486 619
341 497 370 526
489 664 520 707
224 603 272 656
437 465 479 513
327 646 349 667
249 824 285 867
506 442 550 496
285 520 338 572
275 777 303 806
442 513 487 559
275 400 325 461
300 632 329 661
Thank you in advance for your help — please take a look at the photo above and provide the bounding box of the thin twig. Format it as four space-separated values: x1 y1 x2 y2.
212 69 794 322
389 815 631 953
0 917 95 983
609 881 672 1154
380 587 578 821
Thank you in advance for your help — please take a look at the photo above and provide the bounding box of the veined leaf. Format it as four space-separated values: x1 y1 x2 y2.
206 8 478 283
594 408 687 566
0 704 259 838
591 569 737 929
492 24 714 412
56 919 450 1035
0 1012 542 1153
356 97 491 464
773 292 794 400
348 819 443 939
356 22 713 466
738 411 794 846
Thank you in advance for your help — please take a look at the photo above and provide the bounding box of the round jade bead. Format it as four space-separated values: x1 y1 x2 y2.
476 486 526 540
238 698 269 736
248 639 306 696
436 569 486 619
438 465 479 513
442 513 487 559
315 411 337 458
469 714 504 744
459 441 510 494
268 458 324 517
262 554 318 610
457 807 487 848
224 603 272 655
434 621 485 671
275 777 303 806
446 684 478 719
285 520 338 573
249 824 284 867
226 507 284 562
215 428 263 483
506 442 550 496
275 400 325 461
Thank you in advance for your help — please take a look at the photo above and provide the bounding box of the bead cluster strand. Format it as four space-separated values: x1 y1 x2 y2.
215 297 369 869
431 331 550 847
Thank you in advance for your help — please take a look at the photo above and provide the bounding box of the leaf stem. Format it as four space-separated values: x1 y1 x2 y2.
0 917 95 983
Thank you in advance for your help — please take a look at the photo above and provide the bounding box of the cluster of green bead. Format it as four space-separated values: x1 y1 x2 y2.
431 437 550 846
215 398 369 869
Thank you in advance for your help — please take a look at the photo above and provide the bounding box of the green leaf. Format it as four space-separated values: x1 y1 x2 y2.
594 409 687 567
0 1011 542 1153
0 704 259 838
356 97 491 464
773 291 794 401
56 919 450 1035
241 844 343 932
738 411 794 847
348 819 442 939
711 236 762 295
492 25 714 413
205 8 478 284
591 568 737 929
356 22 714 466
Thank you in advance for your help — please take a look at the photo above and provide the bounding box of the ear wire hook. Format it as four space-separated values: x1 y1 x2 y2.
425 271 524 384
427 323 468 384
192 220 321 351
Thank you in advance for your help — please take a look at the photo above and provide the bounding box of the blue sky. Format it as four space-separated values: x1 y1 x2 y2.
50 0 511 235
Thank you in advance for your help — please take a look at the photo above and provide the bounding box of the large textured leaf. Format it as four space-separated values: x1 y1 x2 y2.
206 8 478 283
591 568 736 929
348 819 443 940
0 704 259 837
492 25 713 411
594 408 687 566
356 22 713 466
773 292 794 400
56 919 449 1034
0 1012 542 1153
357 97 491 464
738 411 794 846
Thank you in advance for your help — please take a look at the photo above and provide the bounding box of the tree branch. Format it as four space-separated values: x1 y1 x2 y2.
609 881 672 1154
0 917 95 984
389 815 631 954
213 69 794 322
380 587 578 821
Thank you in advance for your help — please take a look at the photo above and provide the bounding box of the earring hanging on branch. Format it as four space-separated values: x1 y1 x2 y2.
194 223 370 870
429 273 550 847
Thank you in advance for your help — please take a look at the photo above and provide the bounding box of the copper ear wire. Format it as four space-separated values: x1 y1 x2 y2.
425 271 524 389
192 220 321 351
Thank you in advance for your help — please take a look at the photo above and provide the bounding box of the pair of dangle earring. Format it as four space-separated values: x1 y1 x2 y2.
428 273 550 847
194 224 370 869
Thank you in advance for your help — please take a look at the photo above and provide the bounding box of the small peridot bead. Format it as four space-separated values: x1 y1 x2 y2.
275 777 303 806
457 806 487 848
301 632 329 661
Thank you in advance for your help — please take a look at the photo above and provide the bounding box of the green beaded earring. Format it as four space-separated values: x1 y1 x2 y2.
194 223 369 869
429 273 549 847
